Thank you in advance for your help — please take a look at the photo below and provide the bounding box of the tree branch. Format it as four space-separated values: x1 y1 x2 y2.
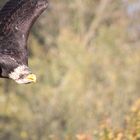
84 0 113 47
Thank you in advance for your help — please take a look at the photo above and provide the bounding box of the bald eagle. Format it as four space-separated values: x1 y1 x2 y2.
0 0 48 84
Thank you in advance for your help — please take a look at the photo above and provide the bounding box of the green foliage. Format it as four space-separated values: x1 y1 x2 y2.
0 0 140 140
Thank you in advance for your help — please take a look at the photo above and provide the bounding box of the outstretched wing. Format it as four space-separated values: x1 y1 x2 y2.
0 0 48 44
0 0 48 66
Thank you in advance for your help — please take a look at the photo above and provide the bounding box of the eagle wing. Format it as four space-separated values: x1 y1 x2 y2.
0 0 48 65
0 53 19 77
0 0 48 38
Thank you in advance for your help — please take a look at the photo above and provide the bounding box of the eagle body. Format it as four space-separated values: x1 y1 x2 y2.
0 0 48 84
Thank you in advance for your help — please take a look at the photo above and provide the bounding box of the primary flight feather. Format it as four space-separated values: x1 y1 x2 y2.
0 0 48 84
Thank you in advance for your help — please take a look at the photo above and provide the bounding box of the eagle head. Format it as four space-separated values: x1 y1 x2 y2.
9 65 36 84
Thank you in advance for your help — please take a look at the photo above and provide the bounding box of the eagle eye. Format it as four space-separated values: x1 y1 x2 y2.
19 74 25 79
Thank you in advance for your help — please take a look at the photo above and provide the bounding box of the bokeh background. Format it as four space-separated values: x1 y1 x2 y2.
0 0 140 140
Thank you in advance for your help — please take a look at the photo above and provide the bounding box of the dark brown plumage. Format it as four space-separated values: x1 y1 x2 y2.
0 0 48 84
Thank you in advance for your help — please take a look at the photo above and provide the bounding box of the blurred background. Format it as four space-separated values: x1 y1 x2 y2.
0 0 140 139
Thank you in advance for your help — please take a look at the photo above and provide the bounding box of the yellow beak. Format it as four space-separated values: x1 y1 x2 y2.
26 74 37 83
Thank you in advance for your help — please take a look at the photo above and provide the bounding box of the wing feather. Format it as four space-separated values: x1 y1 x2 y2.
0 0 25 33
0 0 48 39
0 53 19 77
0 0 48 67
